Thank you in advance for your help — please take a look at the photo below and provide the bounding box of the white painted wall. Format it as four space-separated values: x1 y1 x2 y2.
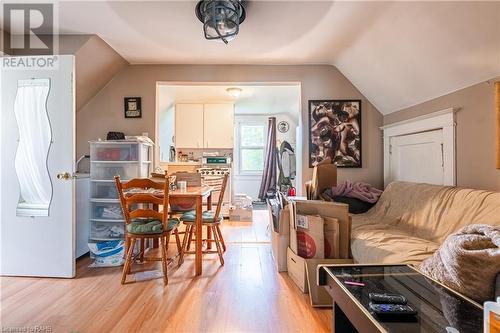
158 101 175 162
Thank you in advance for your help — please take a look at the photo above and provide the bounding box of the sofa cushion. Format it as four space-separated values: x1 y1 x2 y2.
352 182 500 244
351 224 439 265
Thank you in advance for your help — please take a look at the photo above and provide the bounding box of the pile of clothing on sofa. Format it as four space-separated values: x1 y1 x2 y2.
322 180 383 214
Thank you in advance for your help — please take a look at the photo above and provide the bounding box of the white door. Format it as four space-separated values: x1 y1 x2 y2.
388 129 444 185
203 103 234 148
0 55 76 277
175 103 204 148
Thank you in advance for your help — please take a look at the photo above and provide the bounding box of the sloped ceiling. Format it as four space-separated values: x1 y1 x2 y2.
73 36 128 110
4 34 128 110
5 1 500 113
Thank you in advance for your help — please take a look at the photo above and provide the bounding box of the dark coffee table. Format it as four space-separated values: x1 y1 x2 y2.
318 264 483 333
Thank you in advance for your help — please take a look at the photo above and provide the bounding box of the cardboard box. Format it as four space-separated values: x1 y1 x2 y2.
287 247 308 293
295 214 324 259
305 257 353 307
286 247 353 307
290 200 350 259
229 207 253 222
311 159 337 199
324 217 340 259
270 204 291 272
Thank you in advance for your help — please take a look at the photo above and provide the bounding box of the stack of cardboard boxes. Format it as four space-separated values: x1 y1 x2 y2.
269 161 354 307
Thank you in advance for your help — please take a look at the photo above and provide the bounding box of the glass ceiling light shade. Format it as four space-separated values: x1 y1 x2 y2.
226 87 242 98
195 0 246 44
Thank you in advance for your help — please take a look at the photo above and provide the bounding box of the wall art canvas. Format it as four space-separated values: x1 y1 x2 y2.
308 100 361 167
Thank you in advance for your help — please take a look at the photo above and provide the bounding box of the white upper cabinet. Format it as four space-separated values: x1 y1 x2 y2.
175 103 204 148
203 103 234 148
175 103 234 149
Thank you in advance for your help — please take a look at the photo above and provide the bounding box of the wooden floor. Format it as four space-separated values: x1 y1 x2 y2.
0 211 331 333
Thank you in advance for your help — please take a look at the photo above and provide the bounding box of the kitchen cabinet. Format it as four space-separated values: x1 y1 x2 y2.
203 103 234 148
175 103 204 148
175 103 234 149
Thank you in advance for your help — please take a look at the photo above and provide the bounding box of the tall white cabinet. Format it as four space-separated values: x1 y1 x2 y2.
89 141 152 242
203 103 234 148
175 104 204 149
175 103 234 149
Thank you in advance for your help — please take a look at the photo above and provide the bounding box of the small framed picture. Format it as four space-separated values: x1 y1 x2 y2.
124 97 142 118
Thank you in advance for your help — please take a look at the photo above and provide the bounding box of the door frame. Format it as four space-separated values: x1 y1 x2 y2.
154 81 303 195
380 107 458 187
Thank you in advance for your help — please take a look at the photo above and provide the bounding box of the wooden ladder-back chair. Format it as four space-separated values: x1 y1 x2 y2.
179 173 228 266
115 175 181 285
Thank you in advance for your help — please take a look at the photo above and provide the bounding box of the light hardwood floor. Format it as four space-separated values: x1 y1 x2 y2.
0 211 331 333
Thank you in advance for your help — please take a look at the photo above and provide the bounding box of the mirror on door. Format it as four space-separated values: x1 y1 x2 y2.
14 78 53 217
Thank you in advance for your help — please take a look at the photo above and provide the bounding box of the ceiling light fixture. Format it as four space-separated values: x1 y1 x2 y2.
226 87 242 98
195 0 246 44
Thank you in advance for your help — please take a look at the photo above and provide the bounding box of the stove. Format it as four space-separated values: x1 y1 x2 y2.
197 156 232 216
198 168 230 176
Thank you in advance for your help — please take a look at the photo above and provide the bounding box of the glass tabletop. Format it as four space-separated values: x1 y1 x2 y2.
326 265 483 333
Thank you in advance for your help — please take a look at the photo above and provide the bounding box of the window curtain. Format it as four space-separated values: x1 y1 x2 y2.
258 117 277 200
14 79 52 215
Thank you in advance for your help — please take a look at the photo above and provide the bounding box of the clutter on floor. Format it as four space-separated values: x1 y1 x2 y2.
267 192 354 307
229 194 253 222
88 240 125 267
321 180 382 214
326 180 382 203
305 158 337 200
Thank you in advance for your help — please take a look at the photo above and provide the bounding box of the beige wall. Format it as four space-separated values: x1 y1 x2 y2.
78 65 384 188
74 35 128 110
5 34 128 110
385 77 500 191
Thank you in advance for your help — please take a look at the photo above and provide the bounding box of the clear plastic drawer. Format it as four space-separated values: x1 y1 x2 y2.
91 182 118 199
91 143 138 161
91 202 124 221
90 221 124 240
91 163 139 180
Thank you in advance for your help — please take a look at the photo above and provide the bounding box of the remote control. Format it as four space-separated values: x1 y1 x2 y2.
369 293 407 304
369 302 417 317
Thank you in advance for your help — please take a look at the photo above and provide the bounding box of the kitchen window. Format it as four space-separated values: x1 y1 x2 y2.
238 124 266 174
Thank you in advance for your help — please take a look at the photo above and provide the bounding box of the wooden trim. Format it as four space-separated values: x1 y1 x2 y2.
380 107 459 130
382 108 457 187
496 82 500 169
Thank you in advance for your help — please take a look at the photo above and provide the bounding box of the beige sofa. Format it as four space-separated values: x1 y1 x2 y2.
350 181 500 265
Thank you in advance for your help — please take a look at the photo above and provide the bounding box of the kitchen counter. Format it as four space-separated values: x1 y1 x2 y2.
164 161 201 166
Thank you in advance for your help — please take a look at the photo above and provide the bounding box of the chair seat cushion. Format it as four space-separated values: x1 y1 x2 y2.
127 218 180 234
181 210 222 223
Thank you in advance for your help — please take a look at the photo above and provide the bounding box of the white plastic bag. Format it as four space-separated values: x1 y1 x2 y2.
88 240 125 267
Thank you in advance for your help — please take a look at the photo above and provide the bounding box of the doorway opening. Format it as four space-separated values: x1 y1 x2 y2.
155 82 302 243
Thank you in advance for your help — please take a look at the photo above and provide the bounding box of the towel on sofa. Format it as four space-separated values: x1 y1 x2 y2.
328 180 382 203
419 224 500 303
